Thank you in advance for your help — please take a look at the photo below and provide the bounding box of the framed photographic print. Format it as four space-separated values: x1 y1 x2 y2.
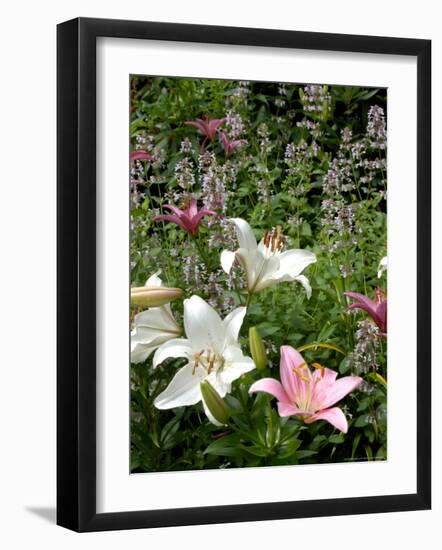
57 17 431 532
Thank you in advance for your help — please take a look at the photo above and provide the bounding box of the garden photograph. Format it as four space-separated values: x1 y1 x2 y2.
129 75 387 473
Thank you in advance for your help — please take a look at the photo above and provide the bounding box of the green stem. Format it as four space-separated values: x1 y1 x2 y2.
193 235 210 270
245 292 254 309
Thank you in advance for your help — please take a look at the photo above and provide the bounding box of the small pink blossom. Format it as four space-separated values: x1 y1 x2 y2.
185 116 225 147
153 197 216 236
250 346 362 433
219 131 246 157
130 150 155 162
345 288 387 335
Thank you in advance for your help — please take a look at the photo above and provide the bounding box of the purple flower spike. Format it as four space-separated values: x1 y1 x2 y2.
153 197 216 236
344 288 387 336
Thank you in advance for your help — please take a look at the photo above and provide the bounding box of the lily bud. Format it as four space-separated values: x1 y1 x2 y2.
249 326 266 370
130 285 183 308
200 381 230 426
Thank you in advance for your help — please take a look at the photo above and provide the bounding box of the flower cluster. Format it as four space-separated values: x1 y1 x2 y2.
300 84 331 117
348 319 381 374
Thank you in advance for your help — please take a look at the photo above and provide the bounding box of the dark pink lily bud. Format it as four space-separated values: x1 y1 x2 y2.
130 150 155 162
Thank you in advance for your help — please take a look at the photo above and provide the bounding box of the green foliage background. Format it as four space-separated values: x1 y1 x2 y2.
130 77 387 472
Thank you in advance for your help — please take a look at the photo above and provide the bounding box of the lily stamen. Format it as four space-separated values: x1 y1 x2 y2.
192 350 205 375
207 351 216 374
292 366 310 383
312 362 326 378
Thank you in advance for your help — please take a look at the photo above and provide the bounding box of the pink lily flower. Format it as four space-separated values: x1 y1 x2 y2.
153 197 216 236
344 288 387 335
130 150 155 162
219 131 246 157
249 346 362 433
185 116 225 147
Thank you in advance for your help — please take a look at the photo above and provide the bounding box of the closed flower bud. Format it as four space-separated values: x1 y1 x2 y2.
200 381 230 426
130 285 183 308
249 326 266 370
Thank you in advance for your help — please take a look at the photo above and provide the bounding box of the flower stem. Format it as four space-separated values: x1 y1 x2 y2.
193 235 210 270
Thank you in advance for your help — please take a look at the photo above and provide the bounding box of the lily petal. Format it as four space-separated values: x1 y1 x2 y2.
249 377 289 403
236 248 260 289
305 407 349 433
277 402 304 417
280 345 309 402
183 295 224 351
378 256 387 278
273 249 317 279
131 327 177 349
145 271 162 287
345 291 377 313
293 275 312 298
190 206 216 232
133 305 179 334
220 249 236 274
319 376 363 410
251 253 281 292
130 341 156 363
153 214 190 233
230 218 257 252
130 150 154 162
154 364 204 409
187 198 198 219
223 307 247 347
184 119 208 135
162 204 188 219
152 338 192 368
220 346 255 387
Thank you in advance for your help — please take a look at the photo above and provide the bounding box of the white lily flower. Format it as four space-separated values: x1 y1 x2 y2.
220 218 316 296
377 256 387 278
153 295 255 424
131 272 182 363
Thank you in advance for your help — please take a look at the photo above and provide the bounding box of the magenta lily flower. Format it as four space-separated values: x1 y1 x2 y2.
344 288 387 335
130 150 155 162
249 346 362 433
185 116 225 147
219 131 246 157
153 197 216 236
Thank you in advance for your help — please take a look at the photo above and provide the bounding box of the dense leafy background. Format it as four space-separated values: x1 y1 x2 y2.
130 77 387 472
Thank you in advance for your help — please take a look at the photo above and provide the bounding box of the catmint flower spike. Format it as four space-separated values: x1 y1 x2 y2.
200 381 230 426
249 326 267 370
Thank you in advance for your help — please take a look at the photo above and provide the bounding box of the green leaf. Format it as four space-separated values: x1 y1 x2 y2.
242 445 270 458
277 438 301 459
354 415 370 428
329 433 345 444
160 416 181 450
296 450 318 460
204 434 243 457
351 433 361 459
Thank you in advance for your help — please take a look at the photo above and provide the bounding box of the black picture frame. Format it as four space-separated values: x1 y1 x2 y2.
57 17 431 532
